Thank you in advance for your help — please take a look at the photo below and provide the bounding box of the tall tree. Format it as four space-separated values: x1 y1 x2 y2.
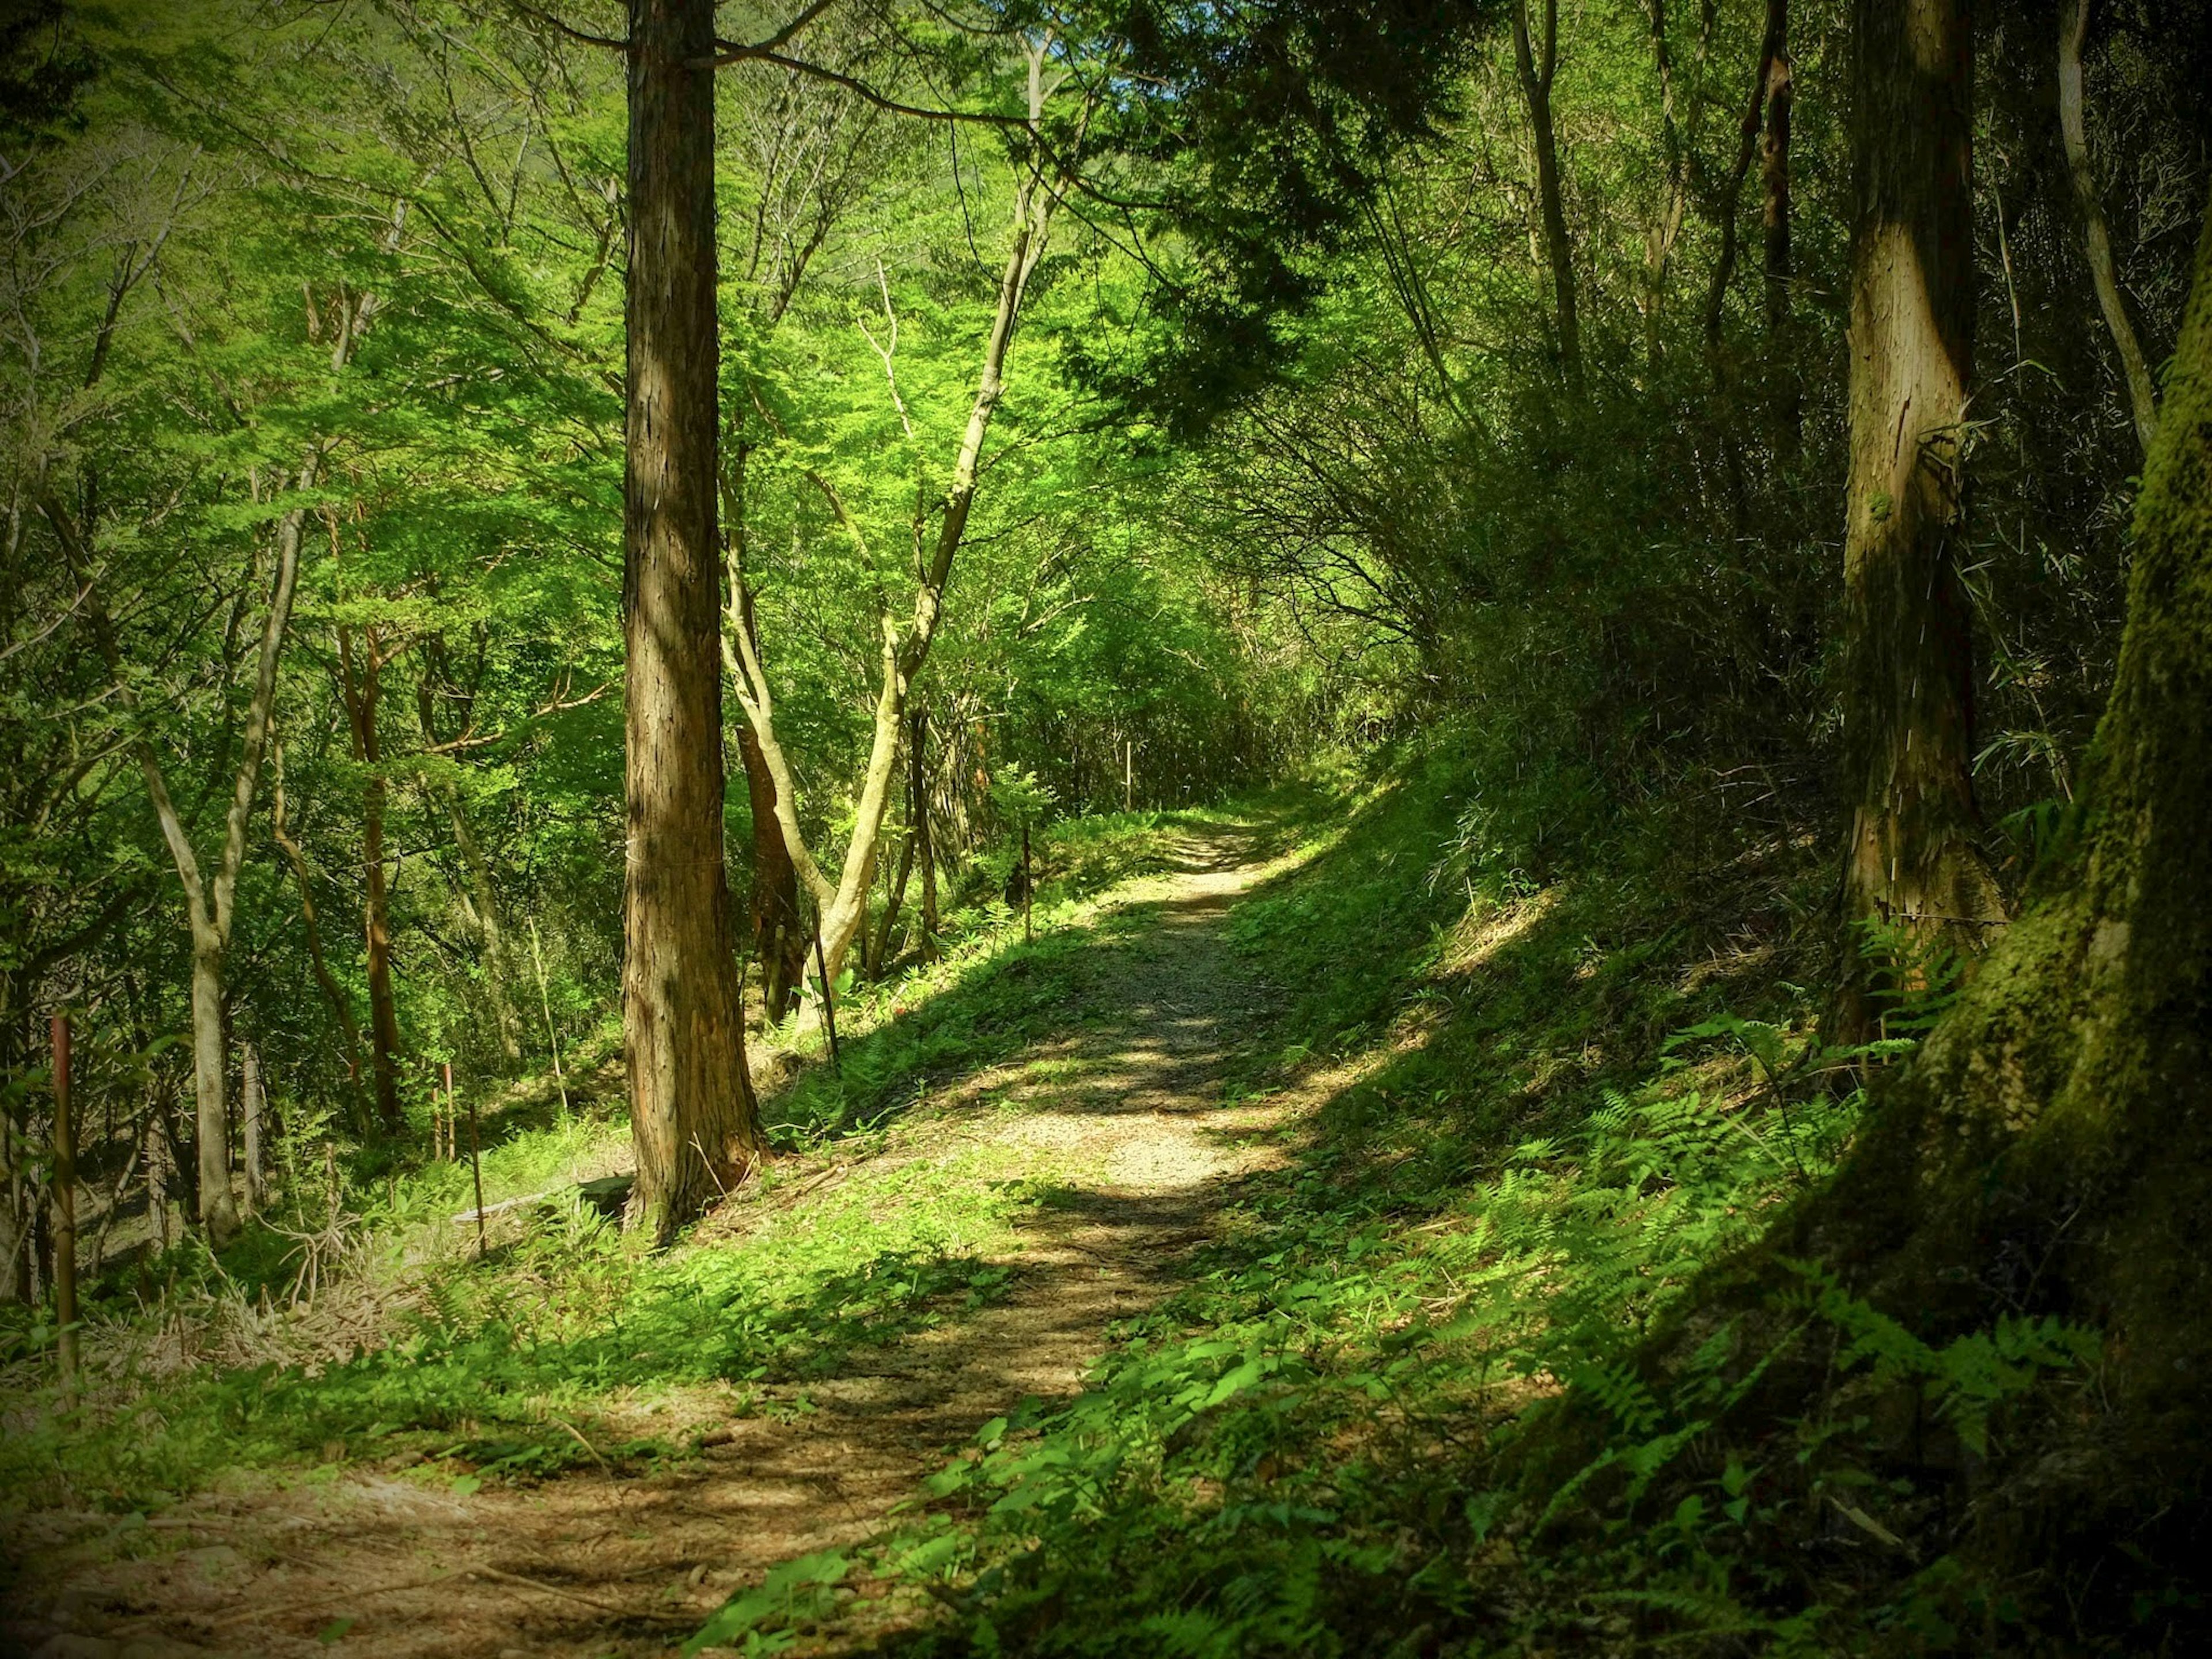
1832 0 2003 1039
1510 0 1581 387
727 39 1081 987
1760 1 1797 449
622 0 765 1239
1817 184 2212 1543
39 472 313 1247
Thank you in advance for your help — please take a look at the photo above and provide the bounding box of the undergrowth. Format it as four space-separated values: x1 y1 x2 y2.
0 808 1235 1517
689 741 2119 1656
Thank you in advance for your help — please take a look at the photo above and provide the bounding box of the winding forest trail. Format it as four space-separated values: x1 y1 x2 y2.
9 828 1293 1659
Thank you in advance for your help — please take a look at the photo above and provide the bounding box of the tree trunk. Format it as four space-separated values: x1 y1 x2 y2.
738 722 806 1022
1832 0 2002 1041
187 926 232 1240
623 0 764 1243
416 637 526 1068
1512 0 1581 387
1806 188 2212 1567
726 46 1071 989
1701 0 1786 375
1760 25 1798 452
870 817 916 977
145 1097 169 1253
445 790 525 1067
241 1043 266 1218
2059 0 2158 454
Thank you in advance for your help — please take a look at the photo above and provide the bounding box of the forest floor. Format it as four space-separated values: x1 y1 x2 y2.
2 824 1304 1658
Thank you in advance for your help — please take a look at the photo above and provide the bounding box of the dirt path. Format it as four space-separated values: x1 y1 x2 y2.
4 830 1289 1659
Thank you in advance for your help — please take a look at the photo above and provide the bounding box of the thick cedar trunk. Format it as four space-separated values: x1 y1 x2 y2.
623 0 764 1241
1832 0 2002 1040
738 722 806 1022
1802 191 2212 1561
1512 0 1580 387
337 624 403 1134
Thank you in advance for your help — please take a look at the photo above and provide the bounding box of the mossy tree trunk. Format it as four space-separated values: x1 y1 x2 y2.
1820 188 2212 1511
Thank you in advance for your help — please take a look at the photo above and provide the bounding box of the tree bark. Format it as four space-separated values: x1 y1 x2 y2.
444 789 524 1066
2058 0 2158 455
912 704 939 960
869 812 915 978
241 1043 266 1217
738 678 806 1022
1511 0 1581 388
416 632 525 1067
1832 0 2003 1041
623 0 766 1243
1808 187 2212 1546
1760 28 1798 450
1702 0 1786 373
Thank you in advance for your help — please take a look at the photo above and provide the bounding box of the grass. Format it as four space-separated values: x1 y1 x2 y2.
1 757 2144 1652
0 802 1255 1518
709 736 2118 1657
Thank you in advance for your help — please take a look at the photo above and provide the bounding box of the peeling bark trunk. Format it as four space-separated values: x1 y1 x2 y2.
1832 0 2003 1041
623 0 764 1242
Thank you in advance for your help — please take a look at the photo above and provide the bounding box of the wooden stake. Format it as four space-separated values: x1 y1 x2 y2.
812 918 840 1073
442 1062 456 1164
464 1084 486 1259
242 1044 266 1217
50 1014 77 1384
